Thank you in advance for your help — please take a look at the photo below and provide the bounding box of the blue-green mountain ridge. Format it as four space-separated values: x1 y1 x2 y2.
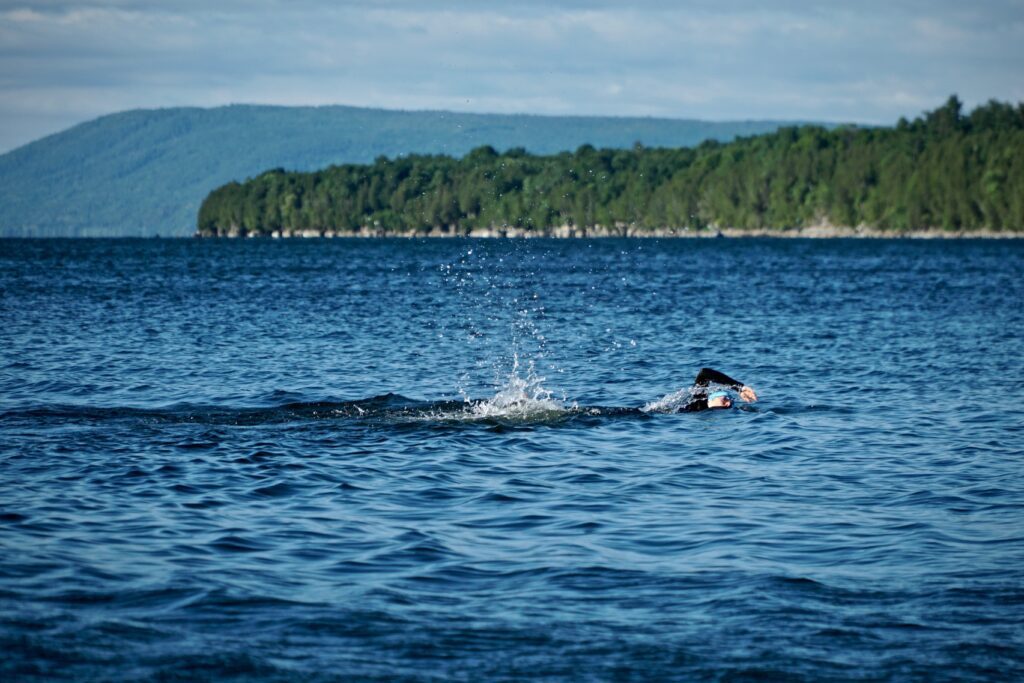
0 105 813 237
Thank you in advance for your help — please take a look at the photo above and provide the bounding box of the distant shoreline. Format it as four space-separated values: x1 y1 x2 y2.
197 225 1024 239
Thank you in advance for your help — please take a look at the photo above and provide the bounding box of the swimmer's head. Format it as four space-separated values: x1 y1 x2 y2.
707 391 732 409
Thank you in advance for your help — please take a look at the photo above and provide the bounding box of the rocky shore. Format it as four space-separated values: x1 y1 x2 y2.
199 223 1023 239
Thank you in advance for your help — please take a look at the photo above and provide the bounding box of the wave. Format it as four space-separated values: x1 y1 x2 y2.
0 393 652 427
0 365 759 427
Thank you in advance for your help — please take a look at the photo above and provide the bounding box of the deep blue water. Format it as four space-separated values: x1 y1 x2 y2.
2 237 1023 681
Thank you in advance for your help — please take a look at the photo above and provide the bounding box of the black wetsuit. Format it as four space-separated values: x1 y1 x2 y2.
679 368 745 412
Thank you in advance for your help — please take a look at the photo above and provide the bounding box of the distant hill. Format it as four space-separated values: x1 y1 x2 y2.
0 105 816 237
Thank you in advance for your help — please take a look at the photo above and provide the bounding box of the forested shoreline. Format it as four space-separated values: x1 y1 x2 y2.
197 98 1024 237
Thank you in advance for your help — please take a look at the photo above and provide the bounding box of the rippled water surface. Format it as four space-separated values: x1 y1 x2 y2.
2 238 1023 681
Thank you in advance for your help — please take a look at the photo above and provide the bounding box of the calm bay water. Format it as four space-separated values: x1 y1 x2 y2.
2 237 1023 680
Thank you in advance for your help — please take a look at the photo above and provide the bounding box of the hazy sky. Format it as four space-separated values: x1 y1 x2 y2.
1 0 1022 152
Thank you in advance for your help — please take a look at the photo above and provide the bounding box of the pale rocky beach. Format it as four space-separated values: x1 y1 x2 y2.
205 223 1024 239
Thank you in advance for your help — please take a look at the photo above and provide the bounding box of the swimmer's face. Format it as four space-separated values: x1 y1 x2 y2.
708 394 732 409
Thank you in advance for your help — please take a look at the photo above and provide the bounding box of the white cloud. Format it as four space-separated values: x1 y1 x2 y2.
0 0 1022 151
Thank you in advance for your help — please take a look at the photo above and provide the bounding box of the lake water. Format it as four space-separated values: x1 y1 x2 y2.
2 238 1023 680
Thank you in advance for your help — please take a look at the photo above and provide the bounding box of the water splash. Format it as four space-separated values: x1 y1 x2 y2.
641 387 697 413
466 352 566 421
437 242 561 406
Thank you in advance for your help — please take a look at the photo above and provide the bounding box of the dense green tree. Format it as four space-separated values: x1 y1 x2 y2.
198 98 1024 236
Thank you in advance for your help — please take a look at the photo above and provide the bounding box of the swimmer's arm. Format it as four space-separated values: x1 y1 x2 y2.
694 367 758 403
694 367 743 389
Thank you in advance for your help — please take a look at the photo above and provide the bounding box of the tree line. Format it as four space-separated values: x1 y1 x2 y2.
197 97 1024 235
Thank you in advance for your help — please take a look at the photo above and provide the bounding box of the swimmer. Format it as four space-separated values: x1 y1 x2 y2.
679 368 758 412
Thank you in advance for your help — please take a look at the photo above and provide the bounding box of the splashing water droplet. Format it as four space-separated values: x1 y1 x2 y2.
468 353 564 420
